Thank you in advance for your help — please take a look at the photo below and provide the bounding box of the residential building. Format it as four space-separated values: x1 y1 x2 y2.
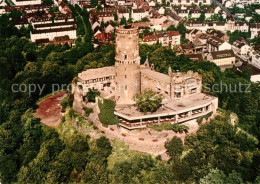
95 32 113 45
207 49 236 67
207 36 231 52
12 0 41 6
169 0 211 5
185 29 202 43
206 29 229 42
251 23 260 39
30 18 77 42
143 31 180 48
132 8 148 21
234 22 249 32
142 34 158 45
185 53 204 61
249 51 260 69
167 10 183 27
232 38 251 56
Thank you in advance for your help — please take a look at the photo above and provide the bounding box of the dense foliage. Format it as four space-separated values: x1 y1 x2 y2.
227 30 251 44
134 90 163 113
149 123 189 133
86 88 100 103
98 99 119 126
228 4 260 23
0 5 259 183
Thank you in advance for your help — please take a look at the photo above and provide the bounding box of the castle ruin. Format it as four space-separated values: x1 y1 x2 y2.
73 25 218 130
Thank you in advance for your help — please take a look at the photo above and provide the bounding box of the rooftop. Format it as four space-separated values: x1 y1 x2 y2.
210 50 235 60
185 53 203 61
78 66 115 81
115 93 217 120
141 69 170 83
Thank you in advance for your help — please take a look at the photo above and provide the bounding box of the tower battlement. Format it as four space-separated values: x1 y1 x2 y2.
115 25 139 35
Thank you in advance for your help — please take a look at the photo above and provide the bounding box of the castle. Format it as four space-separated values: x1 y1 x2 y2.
74 25 218 130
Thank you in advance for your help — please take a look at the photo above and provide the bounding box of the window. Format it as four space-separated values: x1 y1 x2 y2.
125 75 127 78
125 55 127 59
125 85 127 90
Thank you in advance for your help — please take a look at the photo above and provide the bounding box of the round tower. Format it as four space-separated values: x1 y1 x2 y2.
115 25 141 104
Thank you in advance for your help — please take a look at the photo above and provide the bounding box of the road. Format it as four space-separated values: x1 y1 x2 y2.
211 0 233 17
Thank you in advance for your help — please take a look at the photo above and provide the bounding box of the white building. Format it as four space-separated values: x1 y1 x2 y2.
207 50 236 67
250 23 260 39
207 36 231 52
118 0 125 6
249 51 260 69
13 0 41 5
132 9 148 21
186 21 210 32
149 16 168 31
0 0 6 14
235 22 249 33
185 29 202 43
222 0 260 7
143 31 181 48
30 20 77 42
118 8 130 21
170 0 211 5
232 40 250 56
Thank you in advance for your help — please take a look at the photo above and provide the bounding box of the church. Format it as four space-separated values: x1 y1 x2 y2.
74 25 218 130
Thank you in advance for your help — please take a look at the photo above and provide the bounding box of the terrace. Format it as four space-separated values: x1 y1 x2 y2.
115 93 218 130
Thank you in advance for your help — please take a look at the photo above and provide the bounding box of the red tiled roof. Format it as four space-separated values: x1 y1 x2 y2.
142 5 150 10
95 32 112 41
167 31 180 37
143 34 158 42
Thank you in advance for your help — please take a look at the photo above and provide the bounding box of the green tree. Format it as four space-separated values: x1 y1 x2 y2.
165 136 183 160
114 13 118 21
81 162 109 183
88 136 112 166
134 90 163 113
90 0 98 6
198 10 205 21
141 17 149 22
200 169 243 184
120 16 127 25
98 99 119 126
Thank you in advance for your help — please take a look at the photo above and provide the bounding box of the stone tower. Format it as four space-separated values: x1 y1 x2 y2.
115 25 141 104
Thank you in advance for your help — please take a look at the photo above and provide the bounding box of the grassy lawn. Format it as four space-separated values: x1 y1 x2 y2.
107 139 151 171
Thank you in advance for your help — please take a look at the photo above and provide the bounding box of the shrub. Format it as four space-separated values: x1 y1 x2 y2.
165 136 183 160
197 112 213 125
98 99 119 127
86 88 100 103
134 90 163 113
149 123 189 133
61 94 73 109
83 107 93 117
171 124 189 134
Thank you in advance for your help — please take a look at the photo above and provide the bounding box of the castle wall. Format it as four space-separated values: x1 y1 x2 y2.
141 69 202 99
141 73 171 97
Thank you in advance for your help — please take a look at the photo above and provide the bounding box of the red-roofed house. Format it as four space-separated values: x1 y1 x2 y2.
142 31 180 48
95 32 113 45
142 34 158 45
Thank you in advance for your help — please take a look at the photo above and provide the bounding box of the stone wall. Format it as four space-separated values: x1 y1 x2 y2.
115 25 141 104
72 82 85 115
